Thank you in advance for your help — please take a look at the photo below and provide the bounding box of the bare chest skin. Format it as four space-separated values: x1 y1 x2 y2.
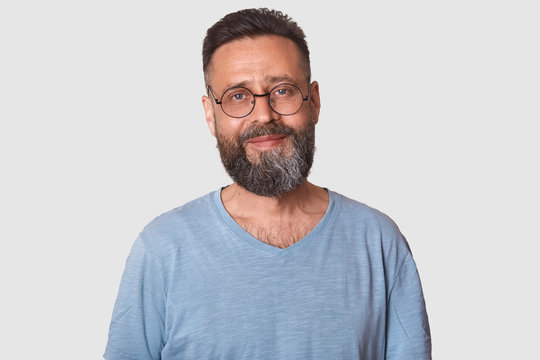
234 213 325 249
221 182 329 249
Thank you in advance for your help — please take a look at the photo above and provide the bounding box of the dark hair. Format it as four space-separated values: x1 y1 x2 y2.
202 8 310 84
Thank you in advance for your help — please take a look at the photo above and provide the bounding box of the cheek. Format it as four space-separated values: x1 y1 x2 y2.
215 116 247 138
214 121 244 148
281 111 313 131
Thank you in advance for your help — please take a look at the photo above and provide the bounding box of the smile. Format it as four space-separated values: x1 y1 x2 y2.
246 135 287 149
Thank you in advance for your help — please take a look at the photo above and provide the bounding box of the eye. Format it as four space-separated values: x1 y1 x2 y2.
272 84 298 100
275 88 288 96
223 88 251 104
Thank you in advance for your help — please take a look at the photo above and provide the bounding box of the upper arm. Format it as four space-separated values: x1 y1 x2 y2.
104 235 166 360
385 253 432 360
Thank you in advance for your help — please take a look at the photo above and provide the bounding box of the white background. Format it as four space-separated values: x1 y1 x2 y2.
1 0 538 359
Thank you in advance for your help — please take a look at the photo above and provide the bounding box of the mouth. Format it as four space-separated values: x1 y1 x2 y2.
245 135 288 149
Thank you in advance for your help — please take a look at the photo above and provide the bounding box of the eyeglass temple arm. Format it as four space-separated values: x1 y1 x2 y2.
207 86 222 104
303 82 311 101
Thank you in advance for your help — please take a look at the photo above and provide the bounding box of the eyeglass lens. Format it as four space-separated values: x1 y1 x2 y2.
221 84 304 118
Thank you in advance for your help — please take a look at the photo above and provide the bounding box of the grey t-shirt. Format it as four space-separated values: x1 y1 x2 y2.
104 189 431 359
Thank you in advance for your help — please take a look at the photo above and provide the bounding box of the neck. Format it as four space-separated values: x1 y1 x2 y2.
221 181 328 220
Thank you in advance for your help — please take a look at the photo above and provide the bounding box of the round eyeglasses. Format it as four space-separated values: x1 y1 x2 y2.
207 83 310 118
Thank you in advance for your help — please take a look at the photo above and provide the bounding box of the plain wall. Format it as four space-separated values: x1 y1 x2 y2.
1 1 538 358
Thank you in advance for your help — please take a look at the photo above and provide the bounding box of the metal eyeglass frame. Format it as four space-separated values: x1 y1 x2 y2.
207 82 311 119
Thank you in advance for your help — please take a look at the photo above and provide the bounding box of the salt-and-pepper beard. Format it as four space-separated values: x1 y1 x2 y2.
215 117 316 198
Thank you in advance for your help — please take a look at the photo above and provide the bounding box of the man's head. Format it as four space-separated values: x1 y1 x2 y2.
202 8 311 85
201 9 321 198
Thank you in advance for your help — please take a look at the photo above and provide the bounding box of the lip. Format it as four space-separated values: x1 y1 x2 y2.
246 135 287 149
247 135 286 143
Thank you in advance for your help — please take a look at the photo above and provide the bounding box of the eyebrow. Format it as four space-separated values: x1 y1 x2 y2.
265 75 296 84
222 74 297 91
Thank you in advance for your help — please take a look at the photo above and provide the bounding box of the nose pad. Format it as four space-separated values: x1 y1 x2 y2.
250 94 278 123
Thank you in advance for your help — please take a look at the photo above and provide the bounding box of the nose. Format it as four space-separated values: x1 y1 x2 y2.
249 94 279 124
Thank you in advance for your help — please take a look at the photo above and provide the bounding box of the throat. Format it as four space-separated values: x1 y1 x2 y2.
220 182 330 249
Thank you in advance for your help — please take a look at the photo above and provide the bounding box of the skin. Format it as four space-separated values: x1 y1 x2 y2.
201 35 328 248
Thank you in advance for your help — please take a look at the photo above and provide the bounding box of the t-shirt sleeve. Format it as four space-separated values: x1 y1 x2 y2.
385 252 432 360
104 234 166 360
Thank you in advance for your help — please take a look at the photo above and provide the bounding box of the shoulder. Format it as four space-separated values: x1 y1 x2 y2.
332 191 402 234
330 190 412 256
137 191 218 257
143 192 215 235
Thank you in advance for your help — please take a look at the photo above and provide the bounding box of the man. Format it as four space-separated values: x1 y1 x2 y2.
104 8 431 360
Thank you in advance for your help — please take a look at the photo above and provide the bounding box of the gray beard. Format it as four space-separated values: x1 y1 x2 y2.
216 119 316 198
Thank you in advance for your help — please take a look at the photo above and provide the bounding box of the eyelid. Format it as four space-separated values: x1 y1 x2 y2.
222 83 301 99
224 87 250 96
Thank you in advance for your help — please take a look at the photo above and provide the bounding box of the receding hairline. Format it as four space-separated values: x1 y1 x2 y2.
204 34 311 87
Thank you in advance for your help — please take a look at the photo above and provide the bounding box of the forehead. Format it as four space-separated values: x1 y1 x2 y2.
208 35 305 90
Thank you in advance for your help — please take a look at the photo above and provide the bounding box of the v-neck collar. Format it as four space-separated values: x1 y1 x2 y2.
211 187 336 260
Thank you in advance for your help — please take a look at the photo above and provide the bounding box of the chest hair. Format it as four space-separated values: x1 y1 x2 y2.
235 217 321 249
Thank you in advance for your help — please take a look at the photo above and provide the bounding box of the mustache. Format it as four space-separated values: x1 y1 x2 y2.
238 123 295 144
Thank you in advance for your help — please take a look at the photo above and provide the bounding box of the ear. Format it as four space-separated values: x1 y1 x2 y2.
202 95 217 137
309 81 321 124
